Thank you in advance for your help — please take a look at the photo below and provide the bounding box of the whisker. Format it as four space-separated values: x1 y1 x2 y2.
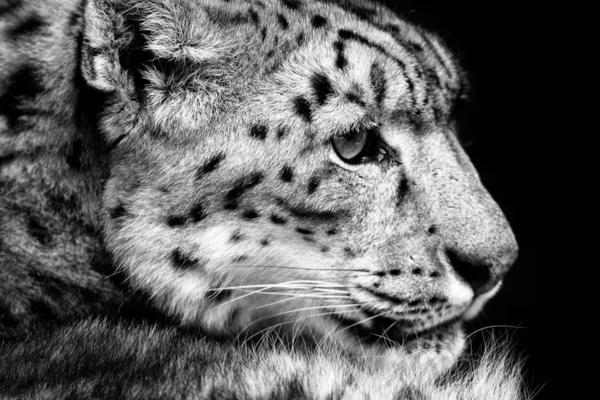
255 304 361 321
374 320 400 347
253 296 309 310
235 291 350 299
205 280 346 291
213 280 346 309
370 332 402 348
222 265 372 273
462 324 526 343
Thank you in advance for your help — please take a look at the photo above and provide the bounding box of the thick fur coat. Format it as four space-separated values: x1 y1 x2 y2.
0 0 526 398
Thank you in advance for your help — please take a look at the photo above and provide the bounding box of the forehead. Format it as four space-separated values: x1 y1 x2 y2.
244 30 461 145
138 0 464 144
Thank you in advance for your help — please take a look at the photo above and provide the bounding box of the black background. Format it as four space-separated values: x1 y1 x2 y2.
378 2 552 398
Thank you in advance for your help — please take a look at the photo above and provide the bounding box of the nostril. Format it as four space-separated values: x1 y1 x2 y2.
446 250 492 296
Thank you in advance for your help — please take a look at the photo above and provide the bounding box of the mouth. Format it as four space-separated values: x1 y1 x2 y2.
328 309 463 348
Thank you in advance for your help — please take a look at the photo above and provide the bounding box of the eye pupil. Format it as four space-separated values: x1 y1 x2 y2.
332 128 368 162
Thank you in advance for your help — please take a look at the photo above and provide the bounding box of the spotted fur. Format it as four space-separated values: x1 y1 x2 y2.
0 0 524 398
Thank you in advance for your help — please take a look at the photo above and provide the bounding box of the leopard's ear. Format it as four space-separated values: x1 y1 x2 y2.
80 0 232 137
81 0 146 95
81 0 224 99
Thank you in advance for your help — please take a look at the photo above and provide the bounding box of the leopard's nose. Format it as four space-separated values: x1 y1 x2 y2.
445 240 518 297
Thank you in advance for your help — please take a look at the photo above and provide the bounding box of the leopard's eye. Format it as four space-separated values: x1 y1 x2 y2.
331 128 368 163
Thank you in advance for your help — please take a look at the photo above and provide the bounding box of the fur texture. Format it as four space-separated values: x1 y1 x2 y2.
0 319 528 399
0 0 524 397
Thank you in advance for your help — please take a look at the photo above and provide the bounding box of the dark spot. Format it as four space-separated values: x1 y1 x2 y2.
270 214 287 225
109 204 126 219
167 215 187 227
293 96 312 123
302 236 316 243
280 0 301 10
280 165 294 182
242 209 260 220
0 152 18 166
226 307 239 326
311 15 327 28
105 134 125 153
296 32 305 46
29 299 54 319
260 238 270 246
345 91 365 107
47 192 79 217
338 29 353 40
307 176 320 194
296 227 314 235
276 126 287 139
66 139 83 170
190 202 207 222
408 299 423 307
8 14 47 38
250 124 268 140
372 281 380 288
344 247 356 258
266 49 275 59
207 288 232 302
224 173 263 210
397 178 409 205
333 41 347 69
233 255 249 263
277 14 288 29
275 197 339 221
326 228 337 236
320 246 330 253
196 153 224 180
230 231 244 242
261 27 267 42
0 65 43 129
248 9 259 25
389 269 401 276
171 248 198 269
375 271 385 277
429 271 441 278
369 62 386 106
0 309 18 327
408 42 424 53
427 225 437 235
412 268 423 276
310 73 333 106
68 10 81 29
27 217 52 245
429 297 444 305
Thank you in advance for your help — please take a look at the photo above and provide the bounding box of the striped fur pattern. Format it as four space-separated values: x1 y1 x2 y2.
0 0 523 397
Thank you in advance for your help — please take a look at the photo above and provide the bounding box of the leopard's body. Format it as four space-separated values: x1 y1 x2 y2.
0 0 524 398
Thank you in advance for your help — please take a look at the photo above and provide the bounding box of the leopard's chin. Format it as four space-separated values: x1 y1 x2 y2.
327 313 466 377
